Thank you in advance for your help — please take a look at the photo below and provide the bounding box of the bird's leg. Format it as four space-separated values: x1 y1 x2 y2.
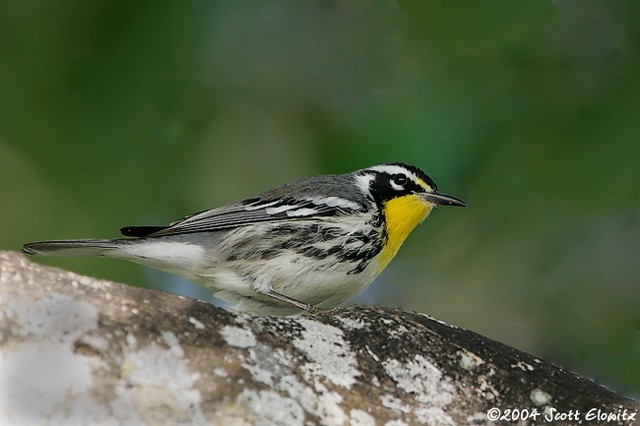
251 277 330 315
263 289 330 315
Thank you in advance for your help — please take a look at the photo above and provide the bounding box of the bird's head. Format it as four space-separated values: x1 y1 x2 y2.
355 162 466 272
356 162 466 209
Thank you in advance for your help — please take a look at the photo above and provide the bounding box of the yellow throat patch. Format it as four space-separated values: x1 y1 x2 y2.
376 194 432 273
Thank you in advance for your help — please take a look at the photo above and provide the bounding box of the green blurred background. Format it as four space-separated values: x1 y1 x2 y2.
1 0 638 397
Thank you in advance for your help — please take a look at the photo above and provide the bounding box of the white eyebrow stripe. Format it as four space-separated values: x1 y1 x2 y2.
367 164 432 190
368 164 415 178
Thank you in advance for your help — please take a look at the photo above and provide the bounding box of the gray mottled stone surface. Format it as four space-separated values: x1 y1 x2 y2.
1 251 637 425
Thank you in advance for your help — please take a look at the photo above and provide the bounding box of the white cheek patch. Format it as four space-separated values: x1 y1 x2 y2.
354 174 374 194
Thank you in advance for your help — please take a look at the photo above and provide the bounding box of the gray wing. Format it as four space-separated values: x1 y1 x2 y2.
124 173 370 238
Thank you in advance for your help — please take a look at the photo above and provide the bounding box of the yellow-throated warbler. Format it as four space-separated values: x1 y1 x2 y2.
22 163 466 315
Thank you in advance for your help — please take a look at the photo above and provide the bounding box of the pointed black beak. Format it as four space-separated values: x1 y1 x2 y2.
423 191 467 207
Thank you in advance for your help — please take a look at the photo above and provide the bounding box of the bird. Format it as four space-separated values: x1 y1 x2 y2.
22 162 466 315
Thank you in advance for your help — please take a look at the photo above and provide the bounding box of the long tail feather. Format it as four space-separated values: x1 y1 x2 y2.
21 239 122 257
